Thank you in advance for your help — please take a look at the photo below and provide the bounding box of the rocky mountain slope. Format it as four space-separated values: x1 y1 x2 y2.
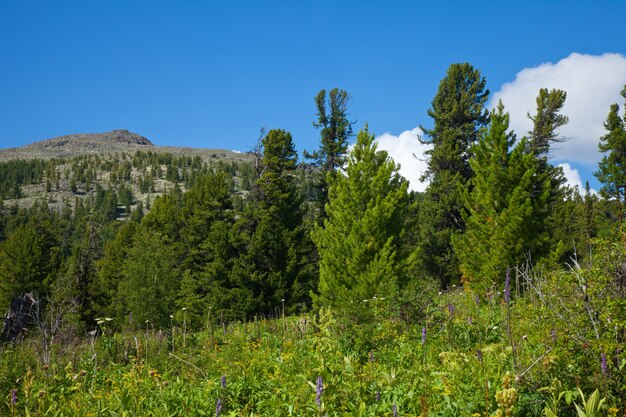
0 130 250 162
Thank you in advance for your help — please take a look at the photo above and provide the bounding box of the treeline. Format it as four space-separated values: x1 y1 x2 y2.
1 67 625 339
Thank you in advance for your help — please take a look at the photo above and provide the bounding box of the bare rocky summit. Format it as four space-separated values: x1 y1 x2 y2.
0 130 251 162
0 130 153 161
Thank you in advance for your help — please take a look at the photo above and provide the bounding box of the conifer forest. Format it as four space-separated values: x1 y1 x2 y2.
1 65 626 416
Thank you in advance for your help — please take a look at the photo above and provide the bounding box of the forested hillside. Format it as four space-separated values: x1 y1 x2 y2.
1 73 626 416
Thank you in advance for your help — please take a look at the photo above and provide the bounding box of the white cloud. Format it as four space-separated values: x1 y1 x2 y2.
373 127 432 192
491 52 626 165
557 162 597 195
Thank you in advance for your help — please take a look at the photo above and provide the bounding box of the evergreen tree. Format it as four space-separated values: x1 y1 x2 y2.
0 220 60 311
526 89 568 261
227 129 316 318
304 88 354 217
527 88 569 157
117 227 178 329
312 127 416 308
454 103 544 293
418 63 490 288
595 86 626 219
93 221 139 325
306 88 354 174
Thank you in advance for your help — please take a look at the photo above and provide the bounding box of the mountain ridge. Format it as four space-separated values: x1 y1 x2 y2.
0 130 248 162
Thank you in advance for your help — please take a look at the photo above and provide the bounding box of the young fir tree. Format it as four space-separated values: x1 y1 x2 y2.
418 63 490 288
312 126 416 309
595 86 626 221
454 103 544 293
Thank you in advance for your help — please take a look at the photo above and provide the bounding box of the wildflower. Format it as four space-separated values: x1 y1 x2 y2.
369 351 374 362
421 326 426 345
375 390 381 402
601 353 608 375
315 375 323 407
392 403 398 416
220 375 226 388
550 328 556 343
447 302 454 316
215 398 222 417
477 349 483 362
10 389 17 406
504 267 511 304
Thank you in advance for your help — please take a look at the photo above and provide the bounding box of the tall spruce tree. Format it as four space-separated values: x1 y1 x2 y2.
527 88 569 157
228 129 316 318
595 86 626 219
454 103 543 293
304 88 354 217
527 89 568 261
418 63 490 288
312 127 416 308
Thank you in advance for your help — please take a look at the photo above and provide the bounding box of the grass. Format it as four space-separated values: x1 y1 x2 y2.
2 277 624 416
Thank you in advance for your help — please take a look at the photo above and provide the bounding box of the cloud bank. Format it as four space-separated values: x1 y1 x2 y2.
557 162 597 194
374 127 432 192
490 52 626 165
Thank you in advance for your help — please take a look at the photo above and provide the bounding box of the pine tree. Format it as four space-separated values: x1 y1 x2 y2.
595 86 626 219
224 129 316 318
526 89 568 261
304 88 354 217
418 63 490 288
527 88 569 157
454 103 543 293
306 89 354 174
312 127 416 309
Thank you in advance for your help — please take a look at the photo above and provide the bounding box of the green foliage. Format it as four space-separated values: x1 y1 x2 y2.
116 227 179 329
455 103 544 292
527 88 569 157
418 62 490 288
306 88 354 175
0 219 60 311
313 127 416 309
595 85 626 212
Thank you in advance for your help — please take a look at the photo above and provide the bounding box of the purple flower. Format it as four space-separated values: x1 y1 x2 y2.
220 375 226 389
10 389 17 406
447 302 454 316
392 403 398 417
474 295 480 306
421 326 426 345
504 268 511 304
316 376 324 407
551 328 557 343
369 351 374 362
215 398 222 417
601 353 608 375
375 390 381 402
477 349 483 362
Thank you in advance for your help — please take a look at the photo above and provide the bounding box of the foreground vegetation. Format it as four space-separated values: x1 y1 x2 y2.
2 246 625 416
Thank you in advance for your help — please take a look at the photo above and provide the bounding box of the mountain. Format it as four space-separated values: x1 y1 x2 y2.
0 130 249 162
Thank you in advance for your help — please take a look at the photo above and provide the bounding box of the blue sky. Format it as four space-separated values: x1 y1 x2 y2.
1 1 626 191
